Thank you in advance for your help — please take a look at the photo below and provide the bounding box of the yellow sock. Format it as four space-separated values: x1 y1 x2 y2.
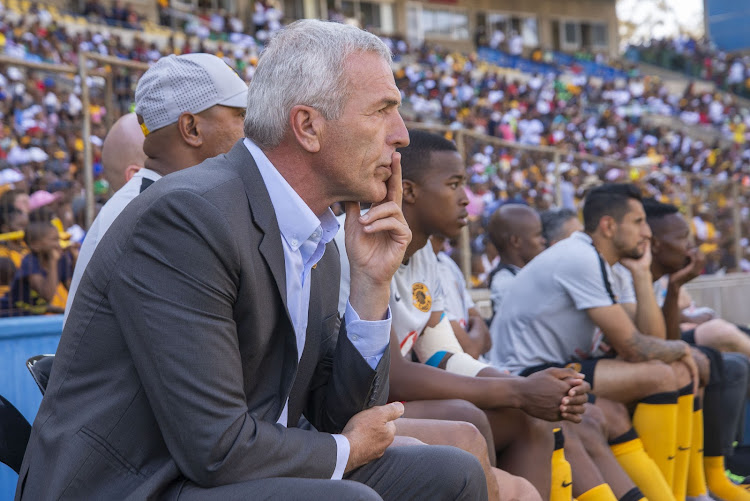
705 456 750 501
551 428 573 501
673 386 693 501
687 403 708 497
632 392 678 489
577 483 617 501
610 432 673 501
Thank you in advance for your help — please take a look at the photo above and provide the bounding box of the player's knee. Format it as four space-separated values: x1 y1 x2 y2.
336 480 382 500
642 360 678 394
700 319 742 350
669 360 693 390
451 420 490 462
595 399 631 440
443 399 494 446
581 402 607 436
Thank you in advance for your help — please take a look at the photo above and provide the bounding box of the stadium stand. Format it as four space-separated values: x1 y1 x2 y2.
627 36 750 100
1 4 750 501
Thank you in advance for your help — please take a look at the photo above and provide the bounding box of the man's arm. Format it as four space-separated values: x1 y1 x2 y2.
303 304 391 434
587 304 695 366
451 318 491 359
663 250 706 339
619 243 666 339
387 330 588 422
28 250 61 303
109 192 342 486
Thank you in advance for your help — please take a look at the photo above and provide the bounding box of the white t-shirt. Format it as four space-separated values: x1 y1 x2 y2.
436 251 474 328
391 243 445 357
489 263 521 317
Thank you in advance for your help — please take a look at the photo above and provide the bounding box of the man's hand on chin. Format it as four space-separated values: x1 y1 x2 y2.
343 402 404 473
346 152 411 321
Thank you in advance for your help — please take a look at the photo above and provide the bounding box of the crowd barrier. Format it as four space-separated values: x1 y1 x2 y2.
0 315 62 498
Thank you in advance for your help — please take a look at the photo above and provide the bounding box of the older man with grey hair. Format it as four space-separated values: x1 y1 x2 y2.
18 20 486 501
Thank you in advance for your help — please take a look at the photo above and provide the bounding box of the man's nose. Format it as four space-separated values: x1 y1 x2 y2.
389 112 410 149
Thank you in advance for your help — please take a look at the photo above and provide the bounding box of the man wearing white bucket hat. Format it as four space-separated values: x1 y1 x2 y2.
63 53 248 324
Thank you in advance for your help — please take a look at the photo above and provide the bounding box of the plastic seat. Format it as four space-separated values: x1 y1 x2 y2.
0 395 31 474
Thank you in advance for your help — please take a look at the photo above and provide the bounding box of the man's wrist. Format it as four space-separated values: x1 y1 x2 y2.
349 272 390 321
493 377 523 409
667 278 686 290
630 269 653 284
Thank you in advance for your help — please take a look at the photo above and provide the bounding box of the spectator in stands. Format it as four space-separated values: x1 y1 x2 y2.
21 20 488 500
486 204 546 316
82 0 106 22
64 54 248 323
488 183 706 501
0 254 13 295
0 202 29 268
541 208 583 247
0 220 72 317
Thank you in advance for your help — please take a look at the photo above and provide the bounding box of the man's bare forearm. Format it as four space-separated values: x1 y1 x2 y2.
661 282 684 340
630 270 667 339
620 331 686 363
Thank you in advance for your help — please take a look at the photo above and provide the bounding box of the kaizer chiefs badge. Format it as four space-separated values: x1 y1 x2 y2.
566 362 582 373
412 283 432 312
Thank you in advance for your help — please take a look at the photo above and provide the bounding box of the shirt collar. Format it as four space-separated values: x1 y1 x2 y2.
243 138 338 252
571 231 593 244
133 167 162 181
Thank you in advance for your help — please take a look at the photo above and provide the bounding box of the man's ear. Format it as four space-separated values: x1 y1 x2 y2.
124 164 142 184
176 112 203 147
599 216 616 239
650 236 660 255
289 105 323 153
402 179 417 204
509 234 521 249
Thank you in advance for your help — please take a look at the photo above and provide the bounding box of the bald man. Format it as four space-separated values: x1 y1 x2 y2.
486 204 546 315
63 54 248 324
101 113 147 192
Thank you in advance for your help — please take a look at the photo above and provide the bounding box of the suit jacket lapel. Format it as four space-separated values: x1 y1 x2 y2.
287 257 324 424
225 141 290 316
225 140 299 418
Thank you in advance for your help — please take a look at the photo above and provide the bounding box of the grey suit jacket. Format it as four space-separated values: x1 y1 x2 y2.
16 140 390 500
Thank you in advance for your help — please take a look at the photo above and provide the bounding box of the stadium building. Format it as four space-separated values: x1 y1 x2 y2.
63 0 618 57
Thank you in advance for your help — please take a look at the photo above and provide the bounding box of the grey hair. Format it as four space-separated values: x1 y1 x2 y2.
541 208 579 244
244 19 392 150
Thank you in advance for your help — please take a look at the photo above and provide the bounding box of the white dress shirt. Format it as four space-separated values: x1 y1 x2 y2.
245 138 390 480
64 167 162 325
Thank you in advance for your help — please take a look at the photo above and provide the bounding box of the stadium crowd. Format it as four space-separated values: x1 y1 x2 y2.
1 5 750 501
0 1 750 312
628 36 750 100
